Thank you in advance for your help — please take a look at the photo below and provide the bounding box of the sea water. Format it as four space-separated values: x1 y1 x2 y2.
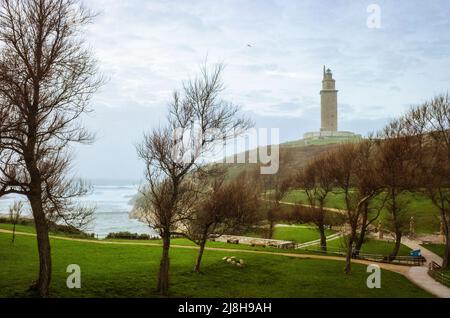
0 180 156 239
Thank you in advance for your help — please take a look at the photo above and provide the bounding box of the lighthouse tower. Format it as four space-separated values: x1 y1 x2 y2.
303 66 360 144
320 67 338 132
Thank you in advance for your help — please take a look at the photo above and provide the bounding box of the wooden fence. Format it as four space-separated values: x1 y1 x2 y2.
303 246 426 266
428 261 450 287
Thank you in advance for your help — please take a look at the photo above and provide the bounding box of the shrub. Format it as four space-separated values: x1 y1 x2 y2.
0 216 34 226
106 232 153 240
0 216 91 237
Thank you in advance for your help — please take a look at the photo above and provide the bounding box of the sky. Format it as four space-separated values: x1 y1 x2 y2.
73 0 450 182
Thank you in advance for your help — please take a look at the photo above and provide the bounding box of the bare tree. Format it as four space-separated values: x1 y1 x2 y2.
295 153 335 251
352 138 385 255
136 175 198 292
404 94 450 268
329 143 359 274
9 201 23 244
376 120 418 260
260 172 290 239
329 141 383 274
137 63 251 296
183 169 261 273
0 0 101 296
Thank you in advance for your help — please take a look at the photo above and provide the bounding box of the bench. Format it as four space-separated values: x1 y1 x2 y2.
410 250 422 257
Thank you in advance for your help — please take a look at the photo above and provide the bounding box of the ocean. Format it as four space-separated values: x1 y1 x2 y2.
0 181 156 238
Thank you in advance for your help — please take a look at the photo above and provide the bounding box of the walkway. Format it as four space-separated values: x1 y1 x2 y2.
295 232 344 249
401 236 450 298
272 224 344 248
261 199 346 214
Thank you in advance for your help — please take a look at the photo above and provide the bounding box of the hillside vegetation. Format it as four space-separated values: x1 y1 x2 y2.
224 138 442 235
223 139 340 179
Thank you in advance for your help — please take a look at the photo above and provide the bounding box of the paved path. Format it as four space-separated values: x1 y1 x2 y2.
295 232 344 249
272 224 344 248
401 237 450 298
261 199 346 214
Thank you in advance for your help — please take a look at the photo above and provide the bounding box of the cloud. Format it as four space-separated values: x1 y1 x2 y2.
71 0 450 180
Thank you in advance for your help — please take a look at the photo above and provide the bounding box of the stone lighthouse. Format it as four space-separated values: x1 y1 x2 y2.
303 66 360 143
321 67 338 132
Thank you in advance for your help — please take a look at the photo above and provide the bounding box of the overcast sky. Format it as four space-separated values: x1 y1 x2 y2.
73 0 450 182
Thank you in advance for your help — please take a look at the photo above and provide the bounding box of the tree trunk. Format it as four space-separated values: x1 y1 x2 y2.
355 203 369 256
29 194 52 297
345 234 354 275
11 222 16 244
194 238 207 273
157 230 171 296
318 223 327 252
443 236 450 269
266 207 276 239
442 228 450 269
354 230 365 257
440 211 449 269
268 220 274 239
389 231 402 262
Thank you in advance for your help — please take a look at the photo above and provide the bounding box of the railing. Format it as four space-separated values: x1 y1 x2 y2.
428 261 450 287
356 253 426 266
302 246 426 266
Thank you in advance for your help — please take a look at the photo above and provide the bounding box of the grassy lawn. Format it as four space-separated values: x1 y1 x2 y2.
282 190 440 234
306 236 412 256
272 226 334 243
0 223 37 234
1 222 411 258
283 190 346 210
0 222 94 239
422 244 446 259
245 225 335 244
0 232 432 298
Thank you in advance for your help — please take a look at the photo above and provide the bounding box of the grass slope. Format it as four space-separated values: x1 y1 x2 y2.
223 142 339 180
0 223 411 257
307 236 412 256
0 232 432 298
246 226 335 243
273 226 334 243
422 244 446 259
283 190 440 234
224 137 440 235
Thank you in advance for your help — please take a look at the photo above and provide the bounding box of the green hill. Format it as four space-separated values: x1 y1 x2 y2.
223 137 355 179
